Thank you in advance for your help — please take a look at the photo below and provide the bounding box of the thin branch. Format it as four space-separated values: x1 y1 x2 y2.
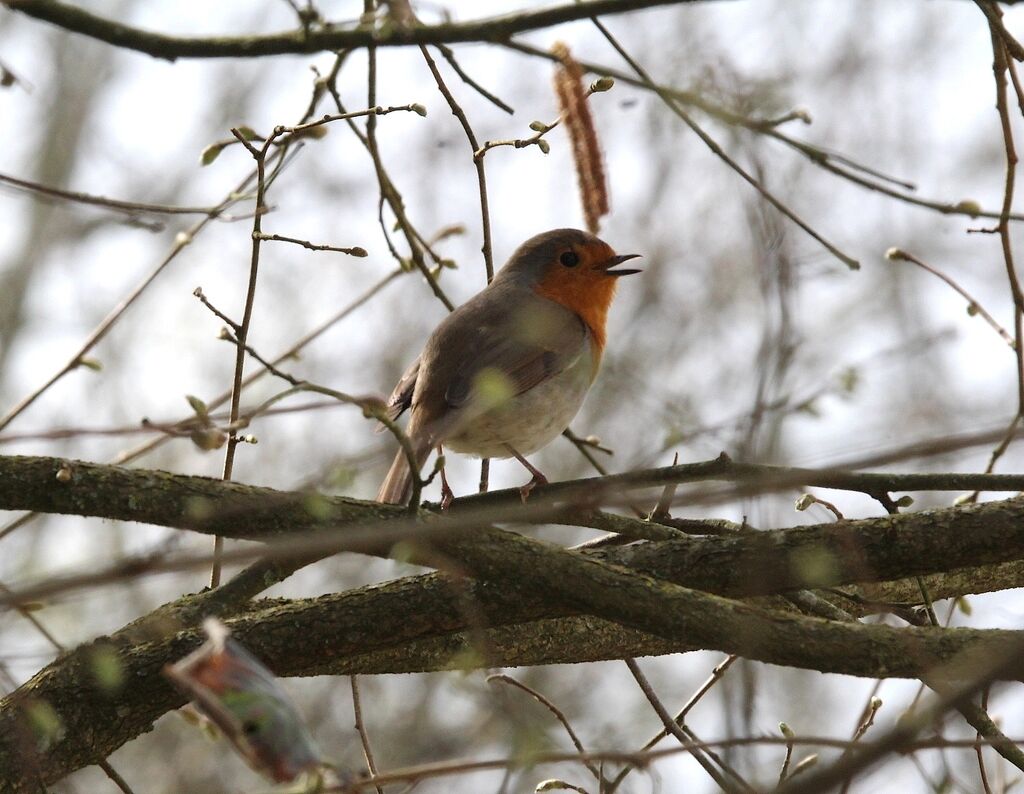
419 45 494 280
506 39 1024 224
487 674 605 785
885 248 1014 347
778 646 1024 794
450 453 1024 511
607 654 738 793
436 43 514 115
0 209 216 432
625 658 755 794
987 12 1024 414
253 232 368 257
589 16 859 269
2 0 700 60
350 676 384 794
211 128 273 587
0 170 228 218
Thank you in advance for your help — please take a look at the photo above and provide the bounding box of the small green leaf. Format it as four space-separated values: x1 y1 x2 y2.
200 142 226 166
235 125 259 141
186 395 209 420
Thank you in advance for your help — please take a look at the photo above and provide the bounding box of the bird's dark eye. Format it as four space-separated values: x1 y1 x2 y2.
559 250 580 268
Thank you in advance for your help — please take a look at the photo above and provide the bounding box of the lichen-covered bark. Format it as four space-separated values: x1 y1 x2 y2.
2 454 1024 790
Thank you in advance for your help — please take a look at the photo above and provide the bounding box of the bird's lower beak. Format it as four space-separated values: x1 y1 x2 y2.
599 253 642 276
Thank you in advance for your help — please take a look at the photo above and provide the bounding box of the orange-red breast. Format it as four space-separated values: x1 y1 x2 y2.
376 228 640 504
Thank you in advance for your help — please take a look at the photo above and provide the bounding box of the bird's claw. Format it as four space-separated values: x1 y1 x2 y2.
518 473 548 503
439 455 455 510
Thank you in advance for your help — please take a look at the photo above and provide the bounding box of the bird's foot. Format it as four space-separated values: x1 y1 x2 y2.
439 457 455 511
518 471 548 503
506 445 549 503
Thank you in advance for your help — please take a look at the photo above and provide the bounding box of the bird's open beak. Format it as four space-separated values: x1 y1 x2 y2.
598 253 642 276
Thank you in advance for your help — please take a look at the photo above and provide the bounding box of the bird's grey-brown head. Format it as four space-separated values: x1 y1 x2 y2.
494 228 641 288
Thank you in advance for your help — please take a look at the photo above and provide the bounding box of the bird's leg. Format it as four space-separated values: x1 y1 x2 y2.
506 445 548 502
437 445 455 510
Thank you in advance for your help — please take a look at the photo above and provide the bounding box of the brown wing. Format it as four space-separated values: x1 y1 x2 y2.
439 291 589 409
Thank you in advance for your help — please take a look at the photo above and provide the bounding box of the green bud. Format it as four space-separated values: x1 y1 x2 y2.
189 427 227 451
77 356 103 372
537 139 551 154
590 76 615 92
954 199 982 217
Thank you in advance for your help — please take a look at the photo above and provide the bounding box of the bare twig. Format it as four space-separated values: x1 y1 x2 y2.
254 231 368 257
505 39 1024 224
885 247 1014 347
351 676 384 794
487 674 605 785
589 17 859 269
419 45 493 279
624 658 756 794
0 170 229 218
608 654 738 793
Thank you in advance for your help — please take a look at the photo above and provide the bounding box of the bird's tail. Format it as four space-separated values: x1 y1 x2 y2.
376 434 433 504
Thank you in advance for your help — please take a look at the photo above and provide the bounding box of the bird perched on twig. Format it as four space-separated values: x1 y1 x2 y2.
377 228 640 506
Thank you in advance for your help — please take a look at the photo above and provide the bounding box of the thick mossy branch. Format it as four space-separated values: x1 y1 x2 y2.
3 453 1024 789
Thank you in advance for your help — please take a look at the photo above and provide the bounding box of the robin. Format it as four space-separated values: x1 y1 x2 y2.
376 228 640 505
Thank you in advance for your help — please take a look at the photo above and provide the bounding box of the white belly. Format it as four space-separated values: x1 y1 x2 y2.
444 345 595 459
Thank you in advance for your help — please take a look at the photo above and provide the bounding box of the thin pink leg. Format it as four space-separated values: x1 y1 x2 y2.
506 445 548 502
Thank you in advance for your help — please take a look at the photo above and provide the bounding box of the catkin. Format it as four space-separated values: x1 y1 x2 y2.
552 42 609 234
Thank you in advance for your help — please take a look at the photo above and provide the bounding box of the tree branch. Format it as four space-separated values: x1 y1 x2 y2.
2 0 698 61
4 453 1024 788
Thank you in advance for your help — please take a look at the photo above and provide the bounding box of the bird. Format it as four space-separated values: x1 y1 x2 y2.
376 228 640 506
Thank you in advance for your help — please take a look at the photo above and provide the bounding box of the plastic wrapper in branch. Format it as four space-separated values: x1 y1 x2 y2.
164 618 350 789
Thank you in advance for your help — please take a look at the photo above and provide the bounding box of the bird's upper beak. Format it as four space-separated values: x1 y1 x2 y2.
597 253 642 277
